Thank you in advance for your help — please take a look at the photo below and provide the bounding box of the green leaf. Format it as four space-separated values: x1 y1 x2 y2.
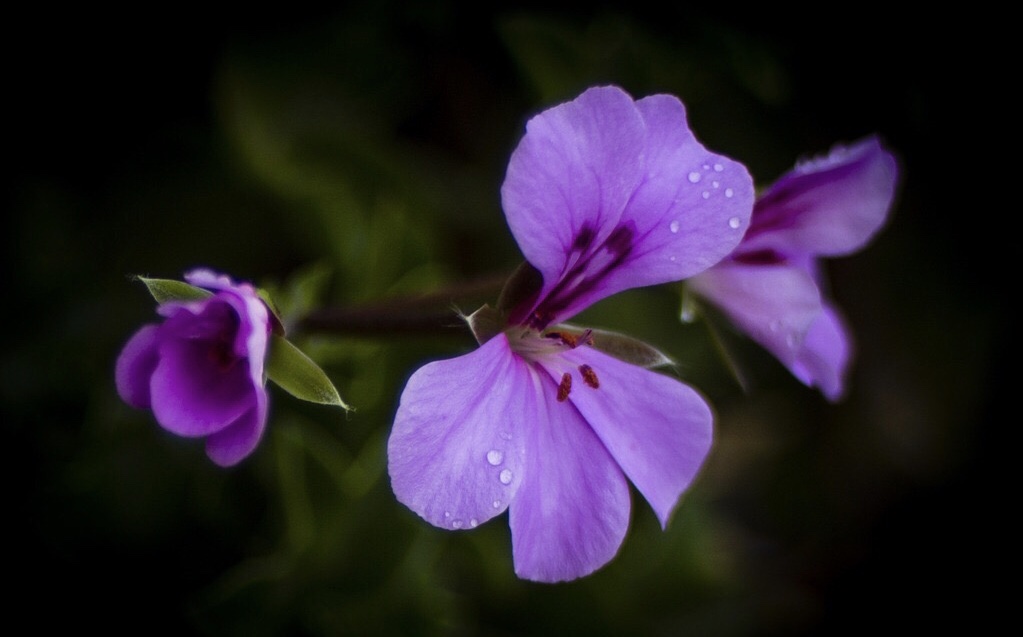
266 334 351 410
136 276 212 304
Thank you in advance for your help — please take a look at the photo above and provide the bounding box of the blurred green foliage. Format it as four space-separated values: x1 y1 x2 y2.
5 3 997 636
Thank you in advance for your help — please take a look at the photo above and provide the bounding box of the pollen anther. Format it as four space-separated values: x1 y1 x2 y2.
579 364 599 389
557 373 572 402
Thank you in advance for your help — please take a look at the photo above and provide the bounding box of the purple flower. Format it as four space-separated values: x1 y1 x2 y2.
387 86 754 582
116 269 272 467
687 135 899 401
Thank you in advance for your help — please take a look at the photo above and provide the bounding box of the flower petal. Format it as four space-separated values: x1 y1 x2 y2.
388 335 529 531
150 335 257 437
740 135 898 257
549 347 713 528
790 304 853 402
599 94 754 291
185 269 270 386
204 392 269 466
508 363 631 582
501 86 647 313
115 324 161 408
688 262 822 372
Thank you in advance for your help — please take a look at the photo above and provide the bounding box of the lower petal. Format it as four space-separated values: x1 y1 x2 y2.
205 390 268 466
115 324 161 409
791 305 852 402
555 347 712 528
688 262 822 371
150 337 256 436
388 335 529 531
509 370 631 583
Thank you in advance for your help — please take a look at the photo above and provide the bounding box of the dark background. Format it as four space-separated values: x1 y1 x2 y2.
6 3 1001 635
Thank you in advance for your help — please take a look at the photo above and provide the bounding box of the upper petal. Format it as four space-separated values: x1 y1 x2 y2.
508 362 631 582
501 86 647 320
115 324 161 409
185 269 270 386
597 94 754 293
388 335 529 531
548 346 713 528
740 135 899 258
687 262 823 372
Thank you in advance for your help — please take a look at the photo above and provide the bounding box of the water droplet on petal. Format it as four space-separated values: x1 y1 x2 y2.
452 519 463 529
728 217 741 229
712 180 720 189
669 220 680 233
486 450 503 465
499 469 513 485
444 511 451 518
725 188 734 198
470 518 479 528
492 500 501 508
714 163 724 172
688 171 701 183
702 191 710 199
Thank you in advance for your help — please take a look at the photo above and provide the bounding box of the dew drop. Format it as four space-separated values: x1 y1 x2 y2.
680 306 695 322
702 191 710 199
702 164 710 170
728 217 741 229
725 188 734 198
714 163 724 172
687 171 701 183
712 180 720 189
492 500 501 509
470 518 479 528
444 511 451 518
669 220 680 233
452 519 463 529
486 450 503 465
499 469 513 485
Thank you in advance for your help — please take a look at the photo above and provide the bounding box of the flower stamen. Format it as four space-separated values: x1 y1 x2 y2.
557 373 572 402
579 364 600 389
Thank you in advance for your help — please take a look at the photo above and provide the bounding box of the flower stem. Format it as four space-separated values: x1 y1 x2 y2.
296 271 509 337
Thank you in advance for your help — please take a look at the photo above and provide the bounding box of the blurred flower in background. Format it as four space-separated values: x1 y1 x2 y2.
687 135 900 400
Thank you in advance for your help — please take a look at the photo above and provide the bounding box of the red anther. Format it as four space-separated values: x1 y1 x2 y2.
579 364 599 389
557 373 572 402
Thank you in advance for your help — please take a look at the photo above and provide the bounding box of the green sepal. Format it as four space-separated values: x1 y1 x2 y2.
465 304 507 345
555 323 676 369
137 276 212 304
496 261 542 315
266 334 352 410
256 288 287 336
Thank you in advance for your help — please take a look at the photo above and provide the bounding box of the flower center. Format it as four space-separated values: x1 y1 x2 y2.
506 327 601 402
